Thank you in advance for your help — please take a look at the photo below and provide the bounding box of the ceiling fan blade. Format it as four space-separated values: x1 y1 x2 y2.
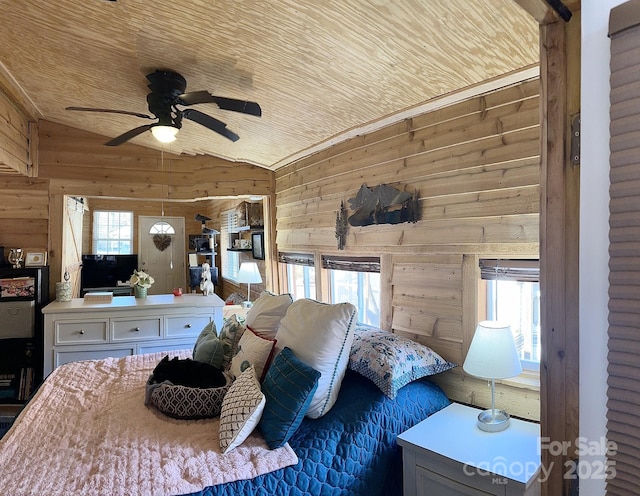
66 107 154 120
105 124 155 146
182 109 239 142
178 91 262 117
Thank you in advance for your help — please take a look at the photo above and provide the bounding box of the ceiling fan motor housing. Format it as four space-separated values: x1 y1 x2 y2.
146 70 188 125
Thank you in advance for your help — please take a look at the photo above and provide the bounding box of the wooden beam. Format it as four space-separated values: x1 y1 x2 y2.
538 9 580 496
0 60 40 121
514 0 577 24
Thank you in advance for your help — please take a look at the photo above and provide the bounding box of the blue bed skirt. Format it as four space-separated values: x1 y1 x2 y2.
186 369 450 496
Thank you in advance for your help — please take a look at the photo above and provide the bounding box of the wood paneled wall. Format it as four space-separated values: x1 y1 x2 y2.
0 176 49 256
0 89 36 176
275 78 541 420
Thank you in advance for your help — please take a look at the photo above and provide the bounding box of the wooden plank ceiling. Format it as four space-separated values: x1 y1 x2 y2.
0 0 538 171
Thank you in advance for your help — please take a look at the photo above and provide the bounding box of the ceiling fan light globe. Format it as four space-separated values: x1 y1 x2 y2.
151 125 179 143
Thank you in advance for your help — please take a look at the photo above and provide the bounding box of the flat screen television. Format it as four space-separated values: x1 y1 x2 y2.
81 254 139 292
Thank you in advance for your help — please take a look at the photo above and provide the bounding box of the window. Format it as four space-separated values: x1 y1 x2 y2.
479 259 540 370
221 209 240 280
278 253 316 300
322 256 381 327
92 211 133 254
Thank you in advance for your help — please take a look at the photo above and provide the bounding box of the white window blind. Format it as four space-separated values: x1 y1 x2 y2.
221 209 240 280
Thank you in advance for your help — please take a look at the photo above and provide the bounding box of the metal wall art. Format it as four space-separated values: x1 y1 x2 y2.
335 201 348 250
347 184 420 226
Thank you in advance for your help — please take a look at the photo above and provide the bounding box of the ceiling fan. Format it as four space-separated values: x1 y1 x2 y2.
66 69 261 146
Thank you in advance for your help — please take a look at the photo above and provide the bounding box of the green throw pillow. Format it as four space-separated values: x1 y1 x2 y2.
193 321 225 368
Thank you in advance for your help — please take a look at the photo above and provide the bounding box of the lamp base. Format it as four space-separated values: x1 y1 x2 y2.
242 300 253 309
477 409 510 432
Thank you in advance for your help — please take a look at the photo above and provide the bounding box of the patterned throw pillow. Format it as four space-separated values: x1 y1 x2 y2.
259 347 320 449
229 328 276 382
219 365 265 453
218 314 247 370
348 324 457 398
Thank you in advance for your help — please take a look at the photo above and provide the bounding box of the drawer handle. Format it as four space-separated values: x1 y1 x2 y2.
79 329 85 335
134 327 141 332
185 323 192 328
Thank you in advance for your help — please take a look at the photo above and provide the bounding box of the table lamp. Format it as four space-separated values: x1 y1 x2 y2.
463 320 523 432
237 262 262 307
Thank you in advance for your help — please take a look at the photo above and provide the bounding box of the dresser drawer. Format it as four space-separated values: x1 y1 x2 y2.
111 317 162 341
165 314 211 338
55 320 108 345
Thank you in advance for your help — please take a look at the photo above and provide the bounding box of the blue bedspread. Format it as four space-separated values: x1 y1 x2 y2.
186 369 449 496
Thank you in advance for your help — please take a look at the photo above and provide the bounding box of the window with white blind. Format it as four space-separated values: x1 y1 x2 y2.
221 209 240 281
278 252 316 300
322 255 381 327
92 211 133 254
479 259 540 370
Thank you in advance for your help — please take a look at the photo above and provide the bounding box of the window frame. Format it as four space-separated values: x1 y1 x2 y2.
278 252 316 301
478 259 541 375
92 210 134 255
322 255 381 327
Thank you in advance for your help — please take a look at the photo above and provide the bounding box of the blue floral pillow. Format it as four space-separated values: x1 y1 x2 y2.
348 324 457 398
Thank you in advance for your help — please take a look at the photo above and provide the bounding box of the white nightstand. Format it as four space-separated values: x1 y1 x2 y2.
397 403 541 496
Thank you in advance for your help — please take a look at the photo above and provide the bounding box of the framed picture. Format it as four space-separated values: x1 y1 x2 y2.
252 232 264 260
0 277 35 298
25 252 47 267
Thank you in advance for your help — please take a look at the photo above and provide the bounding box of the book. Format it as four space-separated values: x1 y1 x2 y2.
83 292 114 304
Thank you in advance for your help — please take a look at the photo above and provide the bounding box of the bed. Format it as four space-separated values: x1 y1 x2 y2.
0 296 454 496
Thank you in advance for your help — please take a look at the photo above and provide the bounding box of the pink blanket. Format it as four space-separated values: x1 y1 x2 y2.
0 351 298 496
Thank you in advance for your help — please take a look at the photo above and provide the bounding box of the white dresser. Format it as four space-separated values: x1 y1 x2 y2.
42 294 224 376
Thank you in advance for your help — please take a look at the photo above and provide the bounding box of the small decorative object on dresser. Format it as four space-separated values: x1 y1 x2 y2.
200 263 215 295
130 269 155 299
397 403 541 496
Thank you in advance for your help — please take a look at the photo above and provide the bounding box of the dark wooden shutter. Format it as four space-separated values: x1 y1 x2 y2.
608 3 640 493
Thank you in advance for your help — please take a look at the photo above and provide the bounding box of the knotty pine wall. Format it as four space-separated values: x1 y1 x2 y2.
275 78 541 420
0 89 36 176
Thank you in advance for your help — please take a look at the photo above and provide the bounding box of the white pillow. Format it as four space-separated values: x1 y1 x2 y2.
229 328 276 382
219 365 265 454
245 291 293 339
274 299 357 419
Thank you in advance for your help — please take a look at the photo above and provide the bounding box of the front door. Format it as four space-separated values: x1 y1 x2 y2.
138 216 186 294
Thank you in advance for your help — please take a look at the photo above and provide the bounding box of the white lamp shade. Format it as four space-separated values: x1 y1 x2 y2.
463 321 523 380
151 125 179 143
237 262 262 284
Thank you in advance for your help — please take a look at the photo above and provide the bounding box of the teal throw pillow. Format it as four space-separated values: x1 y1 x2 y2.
259 347 321 449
